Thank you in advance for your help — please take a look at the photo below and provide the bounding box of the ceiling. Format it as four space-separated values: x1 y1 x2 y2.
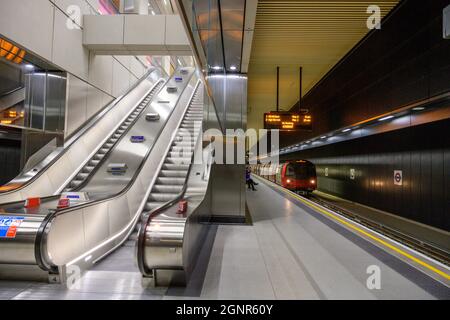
247 0 400 128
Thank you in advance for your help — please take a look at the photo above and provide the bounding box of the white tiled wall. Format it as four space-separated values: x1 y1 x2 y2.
0 0 151 136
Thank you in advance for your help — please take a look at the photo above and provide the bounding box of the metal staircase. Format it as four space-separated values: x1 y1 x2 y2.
63 82 164 192
144 84 204 212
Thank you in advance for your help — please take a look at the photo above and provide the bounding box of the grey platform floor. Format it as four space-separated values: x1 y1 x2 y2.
1 178 449 300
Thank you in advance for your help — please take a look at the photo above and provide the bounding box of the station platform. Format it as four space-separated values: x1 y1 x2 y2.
0 177 449 300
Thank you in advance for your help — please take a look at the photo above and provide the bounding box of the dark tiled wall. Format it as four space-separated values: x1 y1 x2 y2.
283 119 450 231
0 139 21 185
289 0 450 140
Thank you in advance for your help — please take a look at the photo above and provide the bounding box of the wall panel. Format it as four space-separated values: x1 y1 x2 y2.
283 118 450 231
284 0 450 146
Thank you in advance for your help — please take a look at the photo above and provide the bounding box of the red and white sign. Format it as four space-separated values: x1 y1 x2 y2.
178 200 188 214
24 197 41 208
394 170 403 186
6 226 18 238
57 198 70 209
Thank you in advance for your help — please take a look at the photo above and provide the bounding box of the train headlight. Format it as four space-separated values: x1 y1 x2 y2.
310 180 316 184
287 179 291 184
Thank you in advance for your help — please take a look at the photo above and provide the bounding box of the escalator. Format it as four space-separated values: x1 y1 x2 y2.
135 84 220 286
144 87 203 211
0 67 200 282
0 68 164 202
63 86 160 192
75 81 206 279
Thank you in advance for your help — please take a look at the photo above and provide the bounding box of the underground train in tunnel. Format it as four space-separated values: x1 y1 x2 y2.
252 161 317 195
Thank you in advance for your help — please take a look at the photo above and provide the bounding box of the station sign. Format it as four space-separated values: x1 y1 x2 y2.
57 198 70 209
60 192 89 203
131 136 145 143
350 169 356 180
167 86 178 93
394 170 403 186
0 216 24 238
264 112 312 131
175 77 183 82
107 163 128 175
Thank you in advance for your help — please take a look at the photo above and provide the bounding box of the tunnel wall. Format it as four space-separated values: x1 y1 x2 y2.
283 118 450 232
286 0 450 146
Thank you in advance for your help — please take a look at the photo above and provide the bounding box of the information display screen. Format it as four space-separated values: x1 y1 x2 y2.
264 112 312 131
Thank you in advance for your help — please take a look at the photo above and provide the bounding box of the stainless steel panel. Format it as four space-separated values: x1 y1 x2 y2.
45 72 66 132
0 215 44 265
28 73 46 130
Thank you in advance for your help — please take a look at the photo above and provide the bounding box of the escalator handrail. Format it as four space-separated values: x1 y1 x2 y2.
34 71 198 272
0 68 160 195
0 86 24 98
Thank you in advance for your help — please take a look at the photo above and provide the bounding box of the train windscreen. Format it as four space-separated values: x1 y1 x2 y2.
286 163 316 179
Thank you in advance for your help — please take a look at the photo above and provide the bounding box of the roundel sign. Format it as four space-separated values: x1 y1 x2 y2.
394 170 402 186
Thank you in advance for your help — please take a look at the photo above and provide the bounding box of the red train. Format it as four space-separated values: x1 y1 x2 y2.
252 160 317 195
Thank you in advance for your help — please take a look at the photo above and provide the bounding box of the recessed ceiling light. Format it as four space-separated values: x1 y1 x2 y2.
378 115 394 121
321 136 327 139
230 65 237 71
342 128 351 133
412 107 425 111
211 66 222 70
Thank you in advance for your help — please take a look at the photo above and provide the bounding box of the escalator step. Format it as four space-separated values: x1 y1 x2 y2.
148 193 177 202
89 159 100 166
76 173 89 180
163 164 190 170
160 170 188 177
82 165 94 173
157 177 185 185
70 180 83 188
152 184 183 193
144 201 166 211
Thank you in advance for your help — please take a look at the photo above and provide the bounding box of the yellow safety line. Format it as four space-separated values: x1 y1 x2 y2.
256 176 450 281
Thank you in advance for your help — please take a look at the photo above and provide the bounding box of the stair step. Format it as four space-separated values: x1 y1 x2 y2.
145 201 167 211
89 159 100 166
160 170 188 177
165 157 192 165
148 193 178 202
162 164 190 170
82 166 95 173
76 173 89 180
152 184 183 193
171 146 194 152
93 154 105 160
70 180 83 188
157 177 185 185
